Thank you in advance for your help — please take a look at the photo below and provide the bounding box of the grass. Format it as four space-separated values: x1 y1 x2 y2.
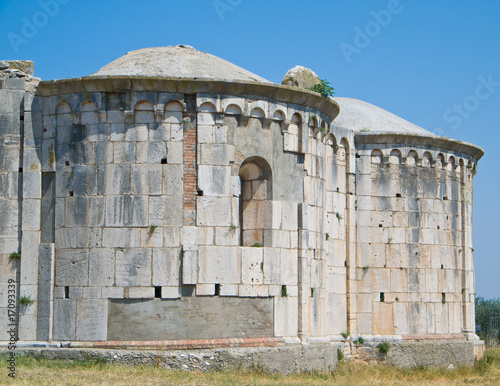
2 348 500 385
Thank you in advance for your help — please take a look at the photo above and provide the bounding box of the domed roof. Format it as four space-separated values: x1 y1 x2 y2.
333 97 436 137
91 45 271 83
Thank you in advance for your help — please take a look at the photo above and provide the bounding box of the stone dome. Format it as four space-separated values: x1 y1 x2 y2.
91 45 271 83
333 97 436 137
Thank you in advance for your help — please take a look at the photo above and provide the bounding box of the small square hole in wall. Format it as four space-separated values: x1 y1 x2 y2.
336 188 340 192
64 286 69 299
155 286 162 298
355 153 361 158
442 293 446 303
197 190 203 196
396 193 402 198
437 226 440 229
441 264 444 269
65 160 70 166
380 293 385 302
281 285 287 297
20 115 24 121
161 158 167 164
215 284 221 296
344 260 347 267
69 191 74 196
297 154 304 164
443 196 448 200
19 167 23 173
379 224 383 228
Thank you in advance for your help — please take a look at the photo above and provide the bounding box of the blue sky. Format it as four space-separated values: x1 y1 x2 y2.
1 0 499 298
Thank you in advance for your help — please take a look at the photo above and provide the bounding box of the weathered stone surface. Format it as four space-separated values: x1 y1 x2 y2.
282 65 321 89
115 248 152 286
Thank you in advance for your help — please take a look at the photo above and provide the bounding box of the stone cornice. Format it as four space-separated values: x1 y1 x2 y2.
355 132 484 161
36 76 340 122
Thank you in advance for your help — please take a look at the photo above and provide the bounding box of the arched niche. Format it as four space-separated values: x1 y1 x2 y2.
371 149 383 164
389 149 402 165
447 156 456 172
56 102 72 126
164 100 183 124
239 156 273 247
79 101 98 125
422 151 433 167
134 100 154 124
198 102 216 125
407 150 418 166
436 153 445 169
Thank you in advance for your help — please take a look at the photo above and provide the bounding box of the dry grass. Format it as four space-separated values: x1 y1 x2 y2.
1 348 500 385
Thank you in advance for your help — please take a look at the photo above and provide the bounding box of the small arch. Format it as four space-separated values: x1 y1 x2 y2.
436 153 445 168
199 102 216 113
320 121 327 131
239 156 273 247
407 150 418 166
250 107 265 119
447 156 456 171
309 115 318 128
79 101 97 112
134 100 154 124
56 102 71 115
164 101 184 124
226 104 242 115
291 112 302 124
272 110 285 121
341 137 349 150
389 149 402 165
422 151 433 167
371 149 383 164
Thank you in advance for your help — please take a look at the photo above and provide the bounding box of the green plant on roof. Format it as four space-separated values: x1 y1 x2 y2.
10 251 21 260
307 79 335 98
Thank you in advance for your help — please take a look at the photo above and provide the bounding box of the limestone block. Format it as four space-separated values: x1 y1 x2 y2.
102 228 141 248
421 229 435 245
356 293 372 314
89 248 115 286
181 250 197 285
231 176 240 197
409 302 427 335
23 172 41 199
83 287 102 298
110 123 126 141
281 248 298 285
128 287 155 299
75 299 107 341
170 123 183 141
166 141 183 164
281 202 298 231
372 302 394 335
200 143 234 165
271 201 282 229
242 200 272 229
150 123 170 140
55 249 89 286
55 228 101 249
241 247 263 285
106 195 148 227
181 226 214 246
131 164 162 195
125 124 148 142
372 269 390 292
198 165 231 196
219 284 238 296
390 268 407 293
274 297 298 337
164 227 181 247
196 284 215 295
162 164 182 196
213 125 227 143
20 199 40 231
153 248 180 286
88 123 111 142
161 286 181 299
197 197 232 226
113 142 136 163
108 110 125 124
115 248 152 287
215 226 239 246
198 124 213 143
102 287 124 299
393 302 409 335
357 313 373 335
53 299 76 340
263 247 280 284
198 246 240 284
136 141 167 164
98 164 131 194
252 180 267 200
69 287 84 298
140 227 163 248
408 269 426 292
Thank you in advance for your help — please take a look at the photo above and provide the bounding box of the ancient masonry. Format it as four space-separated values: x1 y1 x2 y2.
0 46 485 369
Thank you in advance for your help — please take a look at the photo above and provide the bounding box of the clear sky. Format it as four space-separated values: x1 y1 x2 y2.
1 0 499 298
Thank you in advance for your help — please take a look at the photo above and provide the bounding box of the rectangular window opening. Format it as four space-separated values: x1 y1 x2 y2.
281 285 287 297
64 286 70 299
215 284 221 296
155 286 162 298
396 193 402 198
380 292 385 302
310 288 314 298
161 158 167 164
442 293 446 304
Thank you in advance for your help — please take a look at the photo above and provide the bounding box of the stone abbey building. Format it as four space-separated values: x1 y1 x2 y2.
0 46 484 367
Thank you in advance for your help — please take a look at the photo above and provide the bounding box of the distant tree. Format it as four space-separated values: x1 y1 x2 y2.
475 296 500 345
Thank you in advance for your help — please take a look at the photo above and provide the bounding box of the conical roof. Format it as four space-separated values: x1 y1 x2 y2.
333 97 436 137
91 45 271 83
